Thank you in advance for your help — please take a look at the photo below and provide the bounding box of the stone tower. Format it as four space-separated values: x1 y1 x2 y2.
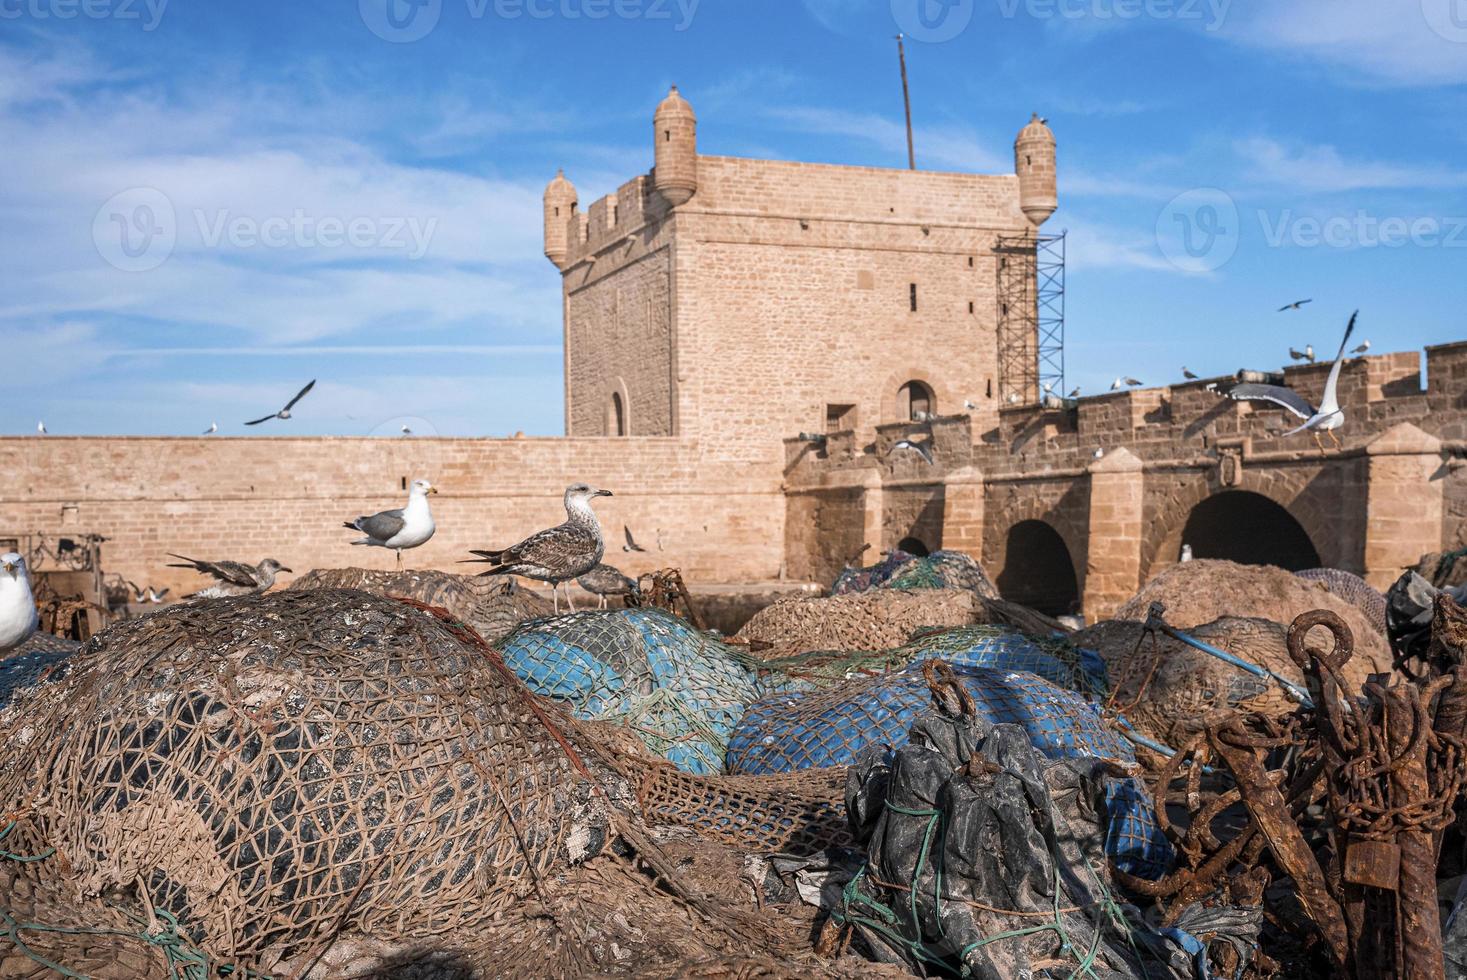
542 169 577 270
653 85 698 207
1015 113 1057 227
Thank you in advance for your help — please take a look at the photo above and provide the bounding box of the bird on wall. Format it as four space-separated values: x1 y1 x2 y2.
244 379 316 426
623 526 647 552
1182 367 1199 380
1068 387 1081 398
1289 345 1315 364
0 553 39 653
203 422 218 435
36 421 46 435
1111 378 1144 391
401 425 413 436
1180 544 1194 562
344 478 438 570
1278 299 1313 312
461 483 612 613
167 554 292 599
576 563 639 609
1209 311 1359 452
1351 340 1371 356
889 438 934 465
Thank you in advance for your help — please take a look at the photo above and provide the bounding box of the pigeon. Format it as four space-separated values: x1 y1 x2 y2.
461 483 612 613
1210 311 1359 452
167 554 292 598
203 422 217 435
0 553 39 652
344 479 438 570
1182 367 1199 380
1278 299 1313 312
623 526 647 553
889 438 934 465
1289 345 1315 364
244 380 316 426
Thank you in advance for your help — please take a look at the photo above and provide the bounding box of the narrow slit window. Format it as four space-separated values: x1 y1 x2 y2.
909 283 918 312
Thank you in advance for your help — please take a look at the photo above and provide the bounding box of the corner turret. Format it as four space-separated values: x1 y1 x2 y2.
1015 113 1057 227
543 169 577 269
653 85 698 207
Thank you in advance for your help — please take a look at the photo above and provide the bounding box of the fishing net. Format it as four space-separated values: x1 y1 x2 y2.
734 589 983 661
831 549 915 595
1294 567 1388 633
289 566 553 642
0 630 78 712
878 549 999 599
497 608 794 774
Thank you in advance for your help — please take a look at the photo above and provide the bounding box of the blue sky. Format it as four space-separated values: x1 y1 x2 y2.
2 0 1465 436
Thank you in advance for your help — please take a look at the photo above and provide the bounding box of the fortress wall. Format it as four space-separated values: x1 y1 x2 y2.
0 436 785 595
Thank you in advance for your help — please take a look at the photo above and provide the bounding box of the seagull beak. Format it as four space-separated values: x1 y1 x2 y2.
280 567 293 574
427 487 438 495
2 563 13 577
596 489 614 497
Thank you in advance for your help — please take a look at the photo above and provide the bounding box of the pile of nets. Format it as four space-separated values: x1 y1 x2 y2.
834 665 1206 976
735 589 984 660
832 548 998 600
290 566 554 642
0 630 78 712
1294 567 1387 633
497 607 793 774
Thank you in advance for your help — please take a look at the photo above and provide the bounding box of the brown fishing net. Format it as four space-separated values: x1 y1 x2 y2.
0 589 863 977
734 588 984 660
289 567 554 643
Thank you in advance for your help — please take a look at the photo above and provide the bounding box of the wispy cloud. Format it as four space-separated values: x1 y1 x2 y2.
766 105 1008 172
1237 137 1467 193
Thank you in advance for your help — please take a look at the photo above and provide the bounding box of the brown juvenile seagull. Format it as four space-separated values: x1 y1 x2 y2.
577 563 639 610
167 554 292 599
461 483 612 612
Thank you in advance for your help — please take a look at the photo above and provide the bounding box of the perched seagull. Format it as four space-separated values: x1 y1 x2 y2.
1182 367 1199 380
1209 311 1359 452
0 553 39 653
576 563 639 610
343 478 438 570
1289 345 1315 364
462 483 612 613
36 421 46 435
1180 544 1194 563
167 554 292 599
964 400 978 411
203 422 217 435
1351 340 1371 356
1068 387 1081 398
1110 378 1123 391
400 425 413 436
889 438 934 465
244 379 316 426
1278 299 1313 312
1093 447 1105 459
622 526 647 553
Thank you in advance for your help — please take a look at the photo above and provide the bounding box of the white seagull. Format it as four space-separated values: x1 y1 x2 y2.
1351 340 1370 356
36 421 46 435
245 379 316 426
889 438 934 465
0 553 39 653
203 422 218 435
344 479 438 570
1210 311 1358 452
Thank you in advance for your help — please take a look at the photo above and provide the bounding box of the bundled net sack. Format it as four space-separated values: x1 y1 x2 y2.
290 566 553 642
735 589 982 660
1294 567 1387 633
835 665 1184 977
877 549 999 599
831 549 916 595
497 608 790 775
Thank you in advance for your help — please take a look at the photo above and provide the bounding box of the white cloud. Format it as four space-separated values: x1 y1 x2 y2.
767 106 1009 172
1064 221 1193 273
1237 137 1467 193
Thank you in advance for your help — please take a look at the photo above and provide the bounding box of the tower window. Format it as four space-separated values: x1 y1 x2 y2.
665 130 671 142
826 403 856 432
909 283 918 312
607 391 627 437
898 380 934 421
968 256 974 267
968 301 975 314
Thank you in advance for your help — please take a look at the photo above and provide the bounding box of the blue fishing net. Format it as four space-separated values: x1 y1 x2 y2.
498 608 791 775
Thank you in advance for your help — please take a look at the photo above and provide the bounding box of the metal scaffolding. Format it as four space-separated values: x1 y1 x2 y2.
994 231 1065 406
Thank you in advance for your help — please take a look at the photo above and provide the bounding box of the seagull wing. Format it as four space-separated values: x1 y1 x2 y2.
1319 311 1357 413
165 553 261 587
465 522 598 574
282 379 316 412
243 414 276 426
351 508 406 543
1210 382 1316 420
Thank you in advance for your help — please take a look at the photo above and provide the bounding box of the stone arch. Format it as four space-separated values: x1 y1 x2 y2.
881 368 948 424
896 535 931 557
1174 491 1320 570
604 377 631 436
983 480 1090 601
995 519 1080 617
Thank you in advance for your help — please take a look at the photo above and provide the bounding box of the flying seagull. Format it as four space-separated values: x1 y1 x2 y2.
203 422 217 435
244 379 316 426
1351 340 1370 356
1182 367 1199 380
343 478 438 570
576 563 639 609
1278 299 1312 312
889 438 934 465
461 483 612 613
146 587 170 604
1209 311 1359 452
623 525 647 553
0 553 39 653
1289 345 1315 364
167 554 292 599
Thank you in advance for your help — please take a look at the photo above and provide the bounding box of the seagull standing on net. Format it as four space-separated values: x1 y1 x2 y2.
343 478 438 570
1209 311 1359 452
167 554 292 598
1278 299 1313 312
244 379 316 426
461 483 612 613
0 553 39 653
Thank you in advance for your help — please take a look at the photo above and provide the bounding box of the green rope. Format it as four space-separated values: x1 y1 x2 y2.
0 822 55 863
